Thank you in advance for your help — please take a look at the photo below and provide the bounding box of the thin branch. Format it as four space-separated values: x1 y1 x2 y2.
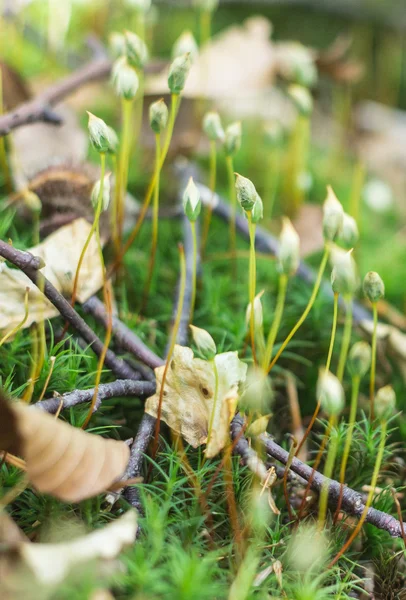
83 296 164 370
253 425 402 538
0 241 139 381
35 379 155 414
123 414 157 511
0 57 111 137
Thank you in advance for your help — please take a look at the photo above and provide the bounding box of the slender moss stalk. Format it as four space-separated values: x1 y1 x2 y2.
348 160 365 224
200 140 217 257
199 8 211 47
268 245 330 373
370 302 378 420
82 282 113 429
296 292 338 456
336 295 353 382
329 419 387 566
333 374 360 523
110 94 180 273
82 161 112 429
287 114 310 217
152 245 186 460
38 356 56 401
262 273 288 372
70 153 106 308
22 323 39 403
116 98 134 249
318 415 338 529
226 154 237 261
247 211 257 365
141 132 161 309
190 220 198 321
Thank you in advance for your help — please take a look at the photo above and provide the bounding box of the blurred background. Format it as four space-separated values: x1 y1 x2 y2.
1 0 405 312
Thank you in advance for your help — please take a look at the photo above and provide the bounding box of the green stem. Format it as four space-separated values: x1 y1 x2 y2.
339 375 360 485
370 302 378 420
117 97 133 245
71 152 106 306
141 132 161 310
326 292 339 371
199 9 211 47
201 140 217 256
247 212 257 365
111 94 180 272
318 415 338 528
336 295 353 382
190 220 197 321
296 289 339 457
268 245 330 373
226 155 237 260
262 273 288 372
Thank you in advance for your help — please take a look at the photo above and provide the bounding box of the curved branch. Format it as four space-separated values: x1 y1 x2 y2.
0 58 111 137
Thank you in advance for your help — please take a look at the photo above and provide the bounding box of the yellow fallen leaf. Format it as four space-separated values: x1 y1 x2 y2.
0 218 103 335
0 392 129 502
145 345 247 457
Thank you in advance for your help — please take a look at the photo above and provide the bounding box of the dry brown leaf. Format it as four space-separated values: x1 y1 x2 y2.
0 392 130 502
145 345 247 457
0 218 103 335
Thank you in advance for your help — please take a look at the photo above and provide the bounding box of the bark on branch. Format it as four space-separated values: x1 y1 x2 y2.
0 58 112 137
36 379 155 414
0 241 139 381
231 413 403 538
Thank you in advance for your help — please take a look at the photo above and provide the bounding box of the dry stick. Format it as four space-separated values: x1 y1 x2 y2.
0 242 139 381
83 295 162 371
0 57 112 137
35 379 155 414
257 430 403 538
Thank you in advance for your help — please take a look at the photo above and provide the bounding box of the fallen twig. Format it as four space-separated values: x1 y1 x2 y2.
83 296 163 370
35 379 155 414
0 242 139 381
240 418 402 537
0 57 111 137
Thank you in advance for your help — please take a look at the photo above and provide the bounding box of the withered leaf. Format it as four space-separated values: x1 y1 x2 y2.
0 511 137 592
0 218 103 336
19 510 137 585
145 345 247 457
0 392 130 502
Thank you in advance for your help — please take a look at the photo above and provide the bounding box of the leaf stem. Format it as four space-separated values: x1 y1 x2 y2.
110 94 180 274
336 294 353 382
295 291 339 456
247 211 257 365
370 302 378 420
268 244 330 373
190 220 198 321
262 273 288 372
318 414 338 529
201 139 217 257
141 132 161 310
